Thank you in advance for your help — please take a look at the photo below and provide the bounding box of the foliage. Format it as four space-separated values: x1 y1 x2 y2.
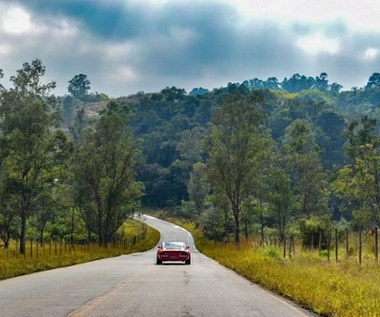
0 59 71 254
333 117 380 228
68 73 91 100
204 92 267 244
198 207 229 242
3 59 380 262
73 101 143 246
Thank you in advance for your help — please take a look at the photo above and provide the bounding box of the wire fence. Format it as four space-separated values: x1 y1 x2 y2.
264 226 379 265
0 224 148 260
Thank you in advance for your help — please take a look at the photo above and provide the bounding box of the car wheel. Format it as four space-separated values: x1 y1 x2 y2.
185 257 191 265
156 257 162 265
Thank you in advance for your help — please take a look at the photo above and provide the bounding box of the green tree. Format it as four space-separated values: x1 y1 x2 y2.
366 72 380 89
343 116 378 160
69 106 86 147
269 167 293 241
282 120 328 219
0 59 71 254
204 93 266 244
333 117 380 227
68 74 91 100
74 102 143 246
187 162 209 214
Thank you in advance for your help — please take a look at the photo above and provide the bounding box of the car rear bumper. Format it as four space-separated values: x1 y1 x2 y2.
157 252 190 262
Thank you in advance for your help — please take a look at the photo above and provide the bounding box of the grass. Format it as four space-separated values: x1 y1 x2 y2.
168 218 380 317
0 219 160 281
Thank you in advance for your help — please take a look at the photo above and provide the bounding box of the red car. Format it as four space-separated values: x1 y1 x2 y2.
156 241 191 265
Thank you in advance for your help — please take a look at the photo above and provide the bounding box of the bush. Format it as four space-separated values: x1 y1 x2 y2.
299 216 331 249
199 208 229 242
263 245 281 259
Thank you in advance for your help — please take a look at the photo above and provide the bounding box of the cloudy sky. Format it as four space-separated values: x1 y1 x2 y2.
1 0 380 97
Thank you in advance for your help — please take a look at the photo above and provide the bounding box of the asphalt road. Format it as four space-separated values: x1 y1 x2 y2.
0 215 316 317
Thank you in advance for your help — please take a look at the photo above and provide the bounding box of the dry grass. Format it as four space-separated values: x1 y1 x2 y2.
0 219 160 280
175 220 380 317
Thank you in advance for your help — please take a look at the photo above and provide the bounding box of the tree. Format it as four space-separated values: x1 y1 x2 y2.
264 77 281 90
315 72 329 91
282 120 328 219
366 72 380 89
68 74 91 100
0 59 71 254
333 117 380 227
282 74 315 93
204 93 266 244
74 101 143 246
0 177 18 248
69 106 86 147
343 116 378 160
187 162 209 214
332 147 380 228
269 167 293 241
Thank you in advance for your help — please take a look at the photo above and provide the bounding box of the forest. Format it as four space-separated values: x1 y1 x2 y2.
2 59 380 252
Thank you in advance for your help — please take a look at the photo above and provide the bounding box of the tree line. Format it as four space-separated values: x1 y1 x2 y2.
2 59 380 252
113 75 380 246
0 60 142 254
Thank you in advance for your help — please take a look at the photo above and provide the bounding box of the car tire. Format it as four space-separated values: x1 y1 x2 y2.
185 257 191 265
156 257 162 265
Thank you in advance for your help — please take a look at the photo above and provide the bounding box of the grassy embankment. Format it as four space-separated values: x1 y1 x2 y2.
167 217 380 317
0 219 160 281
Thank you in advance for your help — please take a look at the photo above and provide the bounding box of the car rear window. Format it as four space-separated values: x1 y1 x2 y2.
164 242 185 249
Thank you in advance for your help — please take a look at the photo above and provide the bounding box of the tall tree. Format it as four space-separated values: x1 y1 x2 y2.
68 74 91 100
269 167 293 241
74 101 143 246
187 162 209 214
282 120 328 219
0 59 71 254
204 93 266 244
333 117 380 227
366 72 380 89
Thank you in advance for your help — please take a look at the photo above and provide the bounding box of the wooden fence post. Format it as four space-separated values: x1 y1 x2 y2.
292 236 296 255
359 230 362 266
310 233 314 250
283 236 286 259
327 232 330 262
335 228 339 262
375 226 378 265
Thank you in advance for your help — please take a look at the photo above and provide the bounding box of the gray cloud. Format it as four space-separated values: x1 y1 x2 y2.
1 1 379 96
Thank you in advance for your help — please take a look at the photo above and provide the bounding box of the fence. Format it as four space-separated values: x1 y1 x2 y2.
0 224 148 260
264 226 379 265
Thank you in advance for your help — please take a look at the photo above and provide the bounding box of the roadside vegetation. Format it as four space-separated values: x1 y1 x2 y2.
0 219 160 280
163 217 380 317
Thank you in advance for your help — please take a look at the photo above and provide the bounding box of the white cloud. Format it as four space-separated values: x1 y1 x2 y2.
296 32 340 55
0 44 11 55
363 48 378 60
232 0 380 31
2 7 31 34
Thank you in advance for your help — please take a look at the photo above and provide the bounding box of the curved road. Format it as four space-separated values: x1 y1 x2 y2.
0 216 316 317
